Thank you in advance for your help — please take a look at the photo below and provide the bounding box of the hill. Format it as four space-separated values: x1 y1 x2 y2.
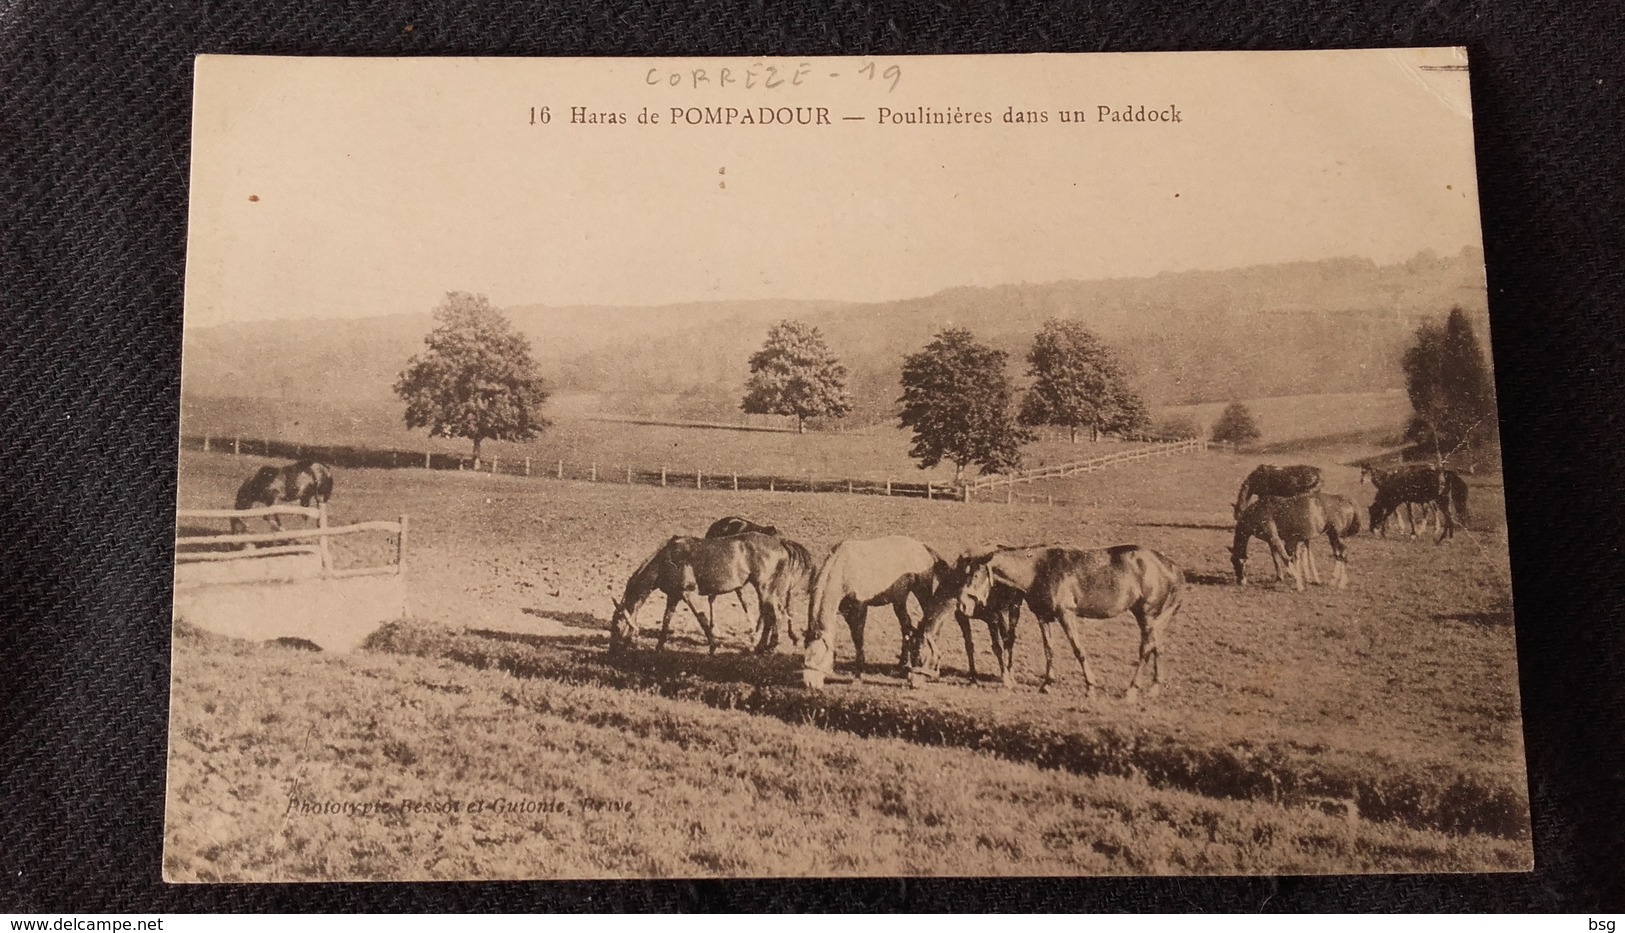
180 248 1488 420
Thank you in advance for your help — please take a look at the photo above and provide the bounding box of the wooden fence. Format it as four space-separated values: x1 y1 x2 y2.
964 438 1207 492
174 503 407 581
181 433 1206 507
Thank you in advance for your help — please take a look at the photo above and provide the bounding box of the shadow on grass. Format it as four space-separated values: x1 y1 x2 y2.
1136 520 1235 532
520 607 604 630
1186 570 1240 587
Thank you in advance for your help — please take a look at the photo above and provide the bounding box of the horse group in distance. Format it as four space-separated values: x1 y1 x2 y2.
1230 459 1470 591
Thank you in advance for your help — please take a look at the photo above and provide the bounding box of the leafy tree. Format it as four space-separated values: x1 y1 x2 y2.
1210 401 1261 447
899 328 1033 483
1152 415 1200 441
394 292 551 468
1402 307 1497 460
741 320 852 433
1019 319 1151 442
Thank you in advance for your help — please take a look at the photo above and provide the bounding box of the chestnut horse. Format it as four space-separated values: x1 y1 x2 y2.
608 532 806 655
1233 464 1323 520
953 545 1183 700
1231 494 1352 591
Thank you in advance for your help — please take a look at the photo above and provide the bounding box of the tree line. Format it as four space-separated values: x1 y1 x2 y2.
393 291 1495 479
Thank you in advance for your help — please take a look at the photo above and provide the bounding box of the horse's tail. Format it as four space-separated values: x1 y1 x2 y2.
770 538 815 604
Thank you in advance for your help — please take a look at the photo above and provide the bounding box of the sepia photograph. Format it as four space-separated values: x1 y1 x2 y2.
166 49 1529 881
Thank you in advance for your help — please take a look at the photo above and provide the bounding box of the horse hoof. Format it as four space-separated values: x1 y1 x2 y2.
1124 687 1140 703
801 669 826 690
1038 682 1052 694
1001 676 1015 690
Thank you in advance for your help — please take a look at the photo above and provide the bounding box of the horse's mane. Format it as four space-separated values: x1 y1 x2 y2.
621 539 677 611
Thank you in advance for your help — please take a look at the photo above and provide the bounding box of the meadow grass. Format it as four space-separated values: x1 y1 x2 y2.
165 623 1528 881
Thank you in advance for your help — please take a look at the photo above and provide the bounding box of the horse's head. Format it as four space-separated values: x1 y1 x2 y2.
958 560 994 617
607 596 635 653
801 636 835 688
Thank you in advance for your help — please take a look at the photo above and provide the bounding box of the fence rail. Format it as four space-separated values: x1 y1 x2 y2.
965 438 1206 491
182 432 1208 508
175 502 407 578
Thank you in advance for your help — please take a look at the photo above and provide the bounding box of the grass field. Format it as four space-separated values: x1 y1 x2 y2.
166 431 1529 880
179 390 1413 486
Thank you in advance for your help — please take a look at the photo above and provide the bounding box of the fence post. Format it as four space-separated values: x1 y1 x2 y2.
926 483 932 501
626 465 632 484
233 437 240 457
847 479 853 495
425 448 431 469
524 457 531 476
696 470 702 490
390 450 397 468
1047 495 1054 506
768 478 774 492
1007 484 1013 505
962 485 970 503
491 457 498 474
886 480 892 496
203 436 210 453
557 459 564 480
396 514 408 575
732 472 738 491
661 467 667 487
590 462 597 482
316 502 332 574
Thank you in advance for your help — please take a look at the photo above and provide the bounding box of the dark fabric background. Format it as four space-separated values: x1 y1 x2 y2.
2 0 1621 913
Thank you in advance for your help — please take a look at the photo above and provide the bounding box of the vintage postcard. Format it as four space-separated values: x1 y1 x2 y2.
168 50 1529 881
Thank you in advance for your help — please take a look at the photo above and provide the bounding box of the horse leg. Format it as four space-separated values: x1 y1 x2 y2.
891 596 915 672
684 590 718 655
1053 609 1099 699
1127 587 1181 701
1269 533 1302 592
656 593 681 652
959 613 978 682
754 592 781 655
845 604 868 682
1125 607 1154 702
1326 528 1349 589
999 609 1019 689
1036 619 1058 693
1436 496 1454 544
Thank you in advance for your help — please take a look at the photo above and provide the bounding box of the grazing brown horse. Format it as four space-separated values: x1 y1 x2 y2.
608 532 803 655
704 516 794 645
1359 463 1468 543
950 545 1183 700
1233 464 1323 520
1232 494 1352 591
907 553 1025 687
1288 493 1361 587
230 460 334 534
800 536 951 687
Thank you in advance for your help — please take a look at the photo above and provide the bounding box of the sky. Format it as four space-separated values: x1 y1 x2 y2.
184 49 1484 328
